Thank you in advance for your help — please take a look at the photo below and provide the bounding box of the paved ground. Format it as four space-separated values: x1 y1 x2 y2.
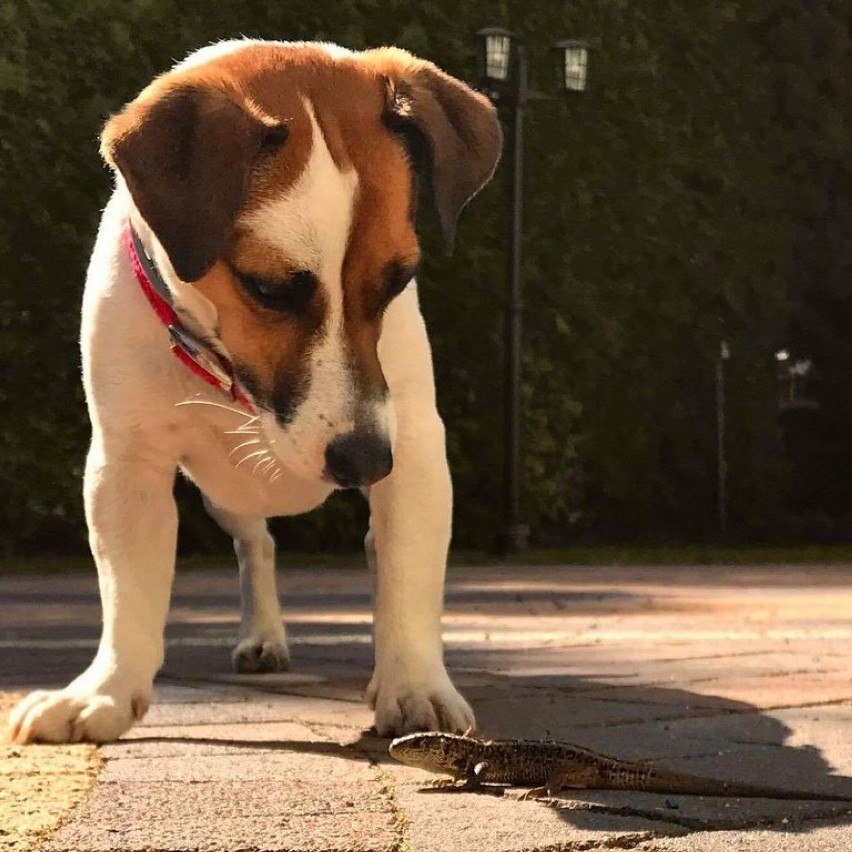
1 561 852 851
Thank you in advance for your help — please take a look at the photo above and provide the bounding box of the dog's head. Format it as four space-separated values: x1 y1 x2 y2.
100 40 501 487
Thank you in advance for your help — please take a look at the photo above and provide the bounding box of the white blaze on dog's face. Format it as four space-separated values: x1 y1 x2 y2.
100 41 501 486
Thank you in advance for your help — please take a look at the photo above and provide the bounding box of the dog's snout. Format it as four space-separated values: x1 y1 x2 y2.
324 432 393 488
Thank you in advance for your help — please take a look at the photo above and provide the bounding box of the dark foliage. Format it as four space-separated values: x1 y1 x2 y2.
0 1 838 555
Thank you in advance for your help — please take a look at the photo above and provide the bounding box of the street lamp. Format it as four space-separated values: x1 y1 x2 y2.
477 27 513 83
716 340 730 541
475 28 592 552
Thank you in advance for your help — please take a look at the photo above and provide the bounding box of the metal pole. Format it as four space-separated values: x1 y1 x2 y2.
716 340 729 540
501 46 530 552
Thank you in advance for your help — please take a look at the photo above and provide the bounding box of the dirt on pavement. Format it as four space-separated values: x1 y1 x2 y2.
0 692 101 852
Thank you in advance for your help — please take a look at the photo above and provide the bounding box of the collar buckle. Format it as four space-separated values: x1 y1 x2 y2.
167 325 234 392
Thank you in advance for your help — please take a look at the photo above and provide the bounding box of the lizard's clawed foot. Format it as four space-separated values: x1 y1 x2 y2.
426 778 463 789
519 786 553 801
419 779 504 796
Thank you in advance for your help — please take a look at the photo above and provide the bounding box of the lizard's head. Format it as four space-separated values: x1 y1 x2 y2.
388 732 477 777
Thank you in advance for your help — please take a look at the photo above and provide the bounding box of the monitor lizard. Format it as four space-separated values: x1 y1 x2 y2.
389 732 852 801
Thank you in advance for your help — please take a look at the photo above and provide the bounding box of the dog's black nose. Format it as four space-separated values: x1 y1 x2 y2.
324 432 393 488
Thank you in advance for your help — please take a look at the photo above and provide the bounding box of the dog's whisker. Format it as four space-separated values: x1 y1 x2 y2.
175 399 247 417
252 453 274 475
224 417 262 435
231 417 262 434
234 449 269 470
178 400 268 442
227 438 261 459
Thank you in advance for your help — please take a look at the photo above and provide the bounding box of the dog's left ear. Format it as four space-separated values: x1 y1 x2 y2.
101 84 287 282
384 65 502 252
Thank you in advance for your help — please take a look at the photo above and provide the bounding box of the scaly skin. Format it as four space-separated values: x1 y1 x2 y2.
389 732 852 801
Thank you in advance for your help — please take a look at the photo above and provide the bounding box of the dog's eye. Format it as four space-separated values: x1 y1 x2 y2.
384 261 419 304
238 270 318 314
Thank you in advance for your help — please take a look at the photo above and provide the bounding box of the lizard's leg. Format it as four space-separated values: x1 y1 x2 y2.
421 757 488 791
425 778 465 789
519 787 550 800
423 781 492 795
427 765 491 792
452 763 485 790
520 765 601 800
520 786 561 800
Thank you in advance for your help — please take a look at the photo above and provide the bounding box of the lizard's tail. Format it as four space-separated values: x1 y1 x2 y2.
603 766 852 802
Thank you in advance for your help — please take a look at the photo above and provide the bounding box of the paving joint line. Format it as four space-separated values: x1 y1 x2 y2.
35 745 104 852
155 671 367 705
760 697 852 712
684 667 838 685
368 761 411 852
139 716 363 733
547 799 852 837
562 698 852 731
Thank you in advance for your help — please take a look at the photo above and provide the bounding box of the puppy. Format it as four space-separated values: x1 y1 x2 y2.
9 40 501 743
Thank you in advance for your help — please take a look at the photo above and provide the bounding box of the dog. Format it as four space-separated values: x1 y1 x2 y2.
8 39 501 743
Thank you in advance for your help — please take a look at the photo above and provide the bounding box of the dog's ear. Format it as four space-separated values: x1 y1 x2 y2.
101 85 287 282
383 65 502 252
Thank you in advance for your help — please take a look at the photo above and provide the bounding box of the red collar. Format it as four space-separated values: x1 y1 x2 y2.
126 227 254 412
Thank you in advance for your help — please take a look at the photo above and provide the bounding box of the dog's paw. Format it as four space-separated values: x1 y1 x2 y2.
232 636 290 673
367 667 475 736
8 687 149 744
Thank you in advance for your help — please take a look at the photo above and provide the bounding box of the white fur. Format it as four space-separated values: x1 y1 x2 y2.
8 41 472 744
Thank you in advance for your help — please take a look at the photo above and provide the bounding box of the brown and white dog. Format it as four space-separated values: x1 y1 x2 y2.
9 40 501 743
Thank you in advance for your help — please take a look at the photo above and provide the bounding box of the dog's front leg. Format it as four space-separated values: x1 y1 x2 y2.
366 411 475 736
9 436 178 743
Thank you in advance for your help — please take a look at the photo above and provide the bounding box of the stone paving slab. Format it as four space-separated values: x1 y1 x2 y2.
388 776 687 852
46 716 398 852
47 783 399 852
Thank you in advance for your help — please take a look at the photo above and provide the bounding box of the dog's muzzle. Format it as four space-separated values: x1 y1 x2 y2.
324 432 393 488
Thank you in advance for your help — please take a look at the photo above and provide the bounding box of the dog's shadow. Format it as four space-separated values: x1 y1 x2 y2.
469 674 852 836
124 667 852 838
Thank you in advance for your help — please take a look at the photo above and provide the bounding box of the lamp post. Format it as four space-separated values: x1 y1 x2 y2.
716 340 730 540
475 28 591 552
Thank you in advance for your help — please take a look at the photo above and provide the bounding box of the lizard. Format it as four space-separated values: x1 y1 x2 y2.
388 732 852 801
